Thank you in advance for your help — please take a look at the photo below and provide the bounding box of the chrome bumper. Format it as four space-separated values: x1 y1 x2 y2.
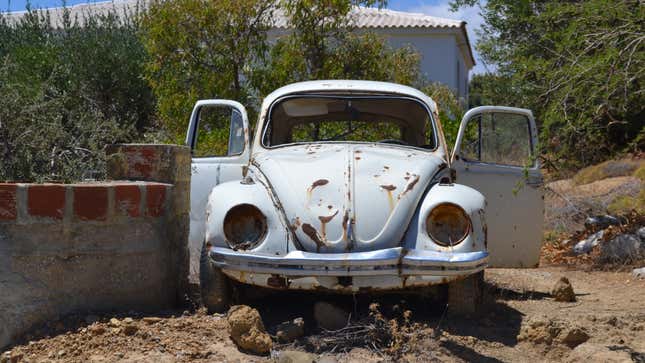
208 247 488 277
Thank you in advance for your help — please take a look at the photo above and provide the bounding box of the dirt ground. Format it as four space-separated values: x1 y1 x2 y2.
4 266 644 363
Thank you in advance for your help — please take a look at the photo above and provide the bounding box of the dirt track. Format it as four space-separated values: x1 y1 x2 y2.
4 266 644 363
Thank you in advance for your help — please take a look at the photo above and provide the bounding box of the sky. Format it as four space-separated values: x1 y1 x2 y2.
2 0 489 74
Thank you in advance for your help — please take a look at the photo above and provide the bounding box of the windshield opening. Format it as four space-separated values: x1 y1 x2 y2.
262 95 436 149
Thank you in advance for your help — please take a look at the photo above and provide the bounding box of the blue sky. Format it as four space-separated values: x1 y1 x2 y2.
2 0 488 74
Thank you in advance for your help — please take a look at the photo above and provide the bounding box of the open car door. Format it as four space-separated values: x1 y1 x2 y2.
185 100 250 276
451 106 543 267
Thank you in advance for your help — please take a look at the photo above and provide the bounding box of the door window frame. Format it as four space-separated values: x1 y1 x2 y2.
452 106 539 170
185 99 250 165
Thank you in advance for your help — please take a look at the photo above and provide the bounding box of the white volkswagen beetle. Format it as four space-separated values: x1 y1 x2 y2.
186 80 544 313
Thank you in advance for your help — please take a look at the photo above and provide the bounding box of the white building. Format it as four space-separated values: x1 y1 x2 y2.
7 2 475 101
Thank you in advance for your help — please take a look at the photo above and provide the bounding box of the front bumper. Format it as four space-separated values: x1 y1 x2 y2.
209 246 488 290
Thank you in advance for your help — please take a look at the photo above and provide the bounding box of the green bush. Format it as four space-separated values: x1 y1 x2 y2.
0 7 154 182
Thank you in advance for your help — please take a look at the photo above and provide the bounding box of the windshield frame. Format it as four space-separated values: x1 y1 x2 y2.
259 94 439 152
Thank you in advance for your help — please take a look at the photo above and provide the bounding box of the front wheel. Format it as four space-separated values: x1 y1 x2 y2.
200 242 231 313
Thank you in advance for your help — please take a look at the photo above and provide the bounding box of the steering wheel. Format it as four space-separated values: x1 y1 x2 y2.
378 138 409 146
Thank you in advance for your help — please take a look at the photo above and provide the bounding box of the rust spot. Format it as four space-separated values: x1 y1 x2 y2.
310 179 329 190
354 150 362 153
404 176 410 180
380 184 396 191
289 217 302 232
318 210 339 224
302 223 325 252
319 210 339 240
341 210 349 241
355 156 361 160
267 275 288 289
398 174 420 200
327 205 333 209
383 166 390 170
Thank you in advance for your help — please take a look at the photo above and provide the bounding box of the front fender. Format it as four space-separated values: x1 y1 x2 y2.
403 183 487 253
204 179 295 255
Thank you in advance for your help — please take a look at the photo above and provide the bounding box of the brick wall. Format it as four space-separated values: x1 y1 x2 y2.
0 144 191 351
0 182 170 223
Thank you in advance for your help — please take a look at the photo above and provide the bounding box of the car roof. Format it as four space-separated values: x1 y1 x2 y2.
261 80 438 114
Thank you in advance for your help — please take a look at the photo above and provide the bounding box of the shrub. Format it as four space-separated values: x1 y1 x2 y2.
0 6 154 182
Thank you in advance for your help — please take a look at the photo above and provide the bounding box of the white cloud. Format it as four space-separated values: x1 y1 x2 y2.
406 1 493 75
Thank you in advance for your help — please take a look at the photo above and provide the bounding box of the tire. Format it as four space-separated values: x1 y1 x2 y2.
447 271 485 316
200 242 231 313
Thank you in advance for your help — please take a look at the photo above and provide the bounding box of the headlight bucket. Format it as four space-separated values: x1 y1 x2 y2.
425 203 471 246
223 204 267 250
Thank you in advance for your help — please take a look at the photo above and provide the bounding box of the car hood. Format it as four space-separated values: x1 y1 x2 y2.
253 144 445 253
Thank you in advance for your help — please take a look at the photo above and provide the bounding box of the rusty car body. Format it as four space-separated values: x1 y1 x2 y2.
187 80 544 310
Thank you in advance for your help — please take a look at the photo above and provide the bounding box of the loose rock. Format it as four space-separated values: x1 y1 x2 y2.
637 227 645 241
227 305 272 355
276 350 315 363
600 234 642 262
567 342 632 362
517 318 562 345
143 317 162 325
551 277 576 302
584 215 620 231
108 318 120 327
573 230 603 255
276 317 305 343
313 302 349 331
632 267 645 279
88 325 106 336
558 327 590 348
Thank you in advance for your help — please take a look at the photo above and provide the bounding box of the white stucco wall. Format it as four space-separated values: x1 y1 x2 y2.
373 28 470 102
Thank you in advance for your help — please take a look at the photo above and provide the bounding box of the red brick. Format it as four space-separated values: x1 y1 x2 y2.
114 184 141 217
146 184 167 217
28 184 66 219
74 185 108 221
0 184 17 220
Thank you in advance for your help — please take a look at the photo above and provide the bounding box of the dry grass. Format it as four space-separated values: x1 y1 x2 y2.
608 189 645 215
572 158 643 185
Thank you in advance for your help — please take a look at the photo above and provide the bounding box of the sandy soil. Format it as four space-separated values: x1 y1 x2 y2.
4 266 644 363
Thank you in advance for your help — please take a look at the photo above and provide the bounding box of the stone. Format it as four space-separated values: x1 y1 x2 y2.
123 324 138 336
573 230 604 255
517 318 562 345
567 342 632 362
637 227 645 241
226 305 272 355
313 302 349 331
276 318 305 343
584 215 620 231
276 350 315 363
551 277 576 302
143 317 162 325
88 325 106 336
600 234 642 262
109 318 121 327
558 327 590 348
632 267 645 279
